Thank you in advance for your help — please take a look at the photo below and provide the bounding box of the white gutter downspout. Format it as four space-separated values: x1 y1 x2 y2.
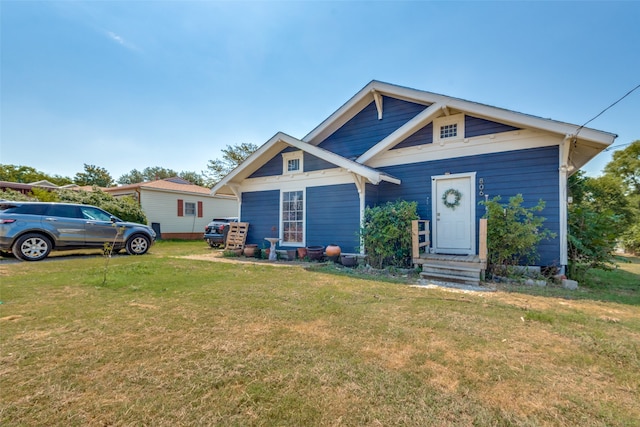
559 134 573 274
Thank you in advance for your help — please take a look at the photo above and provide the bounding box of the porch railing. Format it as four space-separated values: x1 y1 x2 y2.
410 218 488 264
411 220 430 259
478 218 488 264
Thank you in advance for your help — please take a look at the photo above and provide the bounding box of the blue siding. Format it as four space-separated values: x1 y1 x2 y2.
319 96 426 159
390 115 519 151
305 151 338 172
465 115 520 138
391 122 433 150
242 185 360 252
376 146 560 266
241 190 280 246
305 184 361 252
251 147 342 177
365 183 378 209
249 149 286 178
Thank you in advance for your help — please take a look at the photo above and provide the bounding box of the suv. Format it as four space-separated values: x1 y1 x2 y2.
203 217 238 248
0 201 156 261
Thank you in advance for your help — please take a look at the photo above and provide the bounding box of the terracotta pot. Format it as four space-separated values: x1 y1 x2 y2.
297 247 308 259
306 246 324 261
326 244 341 257
243 244 258 257
325 244 341 262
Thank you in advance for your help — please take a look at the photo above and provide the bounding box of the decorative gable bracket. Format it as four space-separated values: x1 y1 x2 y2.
372 90 383 120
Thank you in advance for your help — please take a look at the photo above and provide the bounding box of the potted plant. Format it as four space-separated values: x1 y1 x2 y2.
306 246 324 261
243 244 259 257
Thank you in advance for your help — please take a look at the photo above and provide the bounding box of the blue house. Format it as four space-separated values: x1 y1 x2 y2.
211 81 616 273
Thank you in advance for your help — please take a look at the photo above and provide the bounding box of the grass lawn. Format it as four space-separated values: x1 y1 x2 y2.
1 241 639 426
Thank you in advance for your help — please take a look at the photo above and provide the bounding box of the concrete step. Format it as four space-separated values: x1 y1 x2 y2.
420 271 481 286
421 263 481 278
420 262 483 286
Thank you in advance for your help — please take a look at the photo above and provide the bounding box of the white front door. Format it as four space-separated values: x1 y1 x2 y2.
432 173 476 255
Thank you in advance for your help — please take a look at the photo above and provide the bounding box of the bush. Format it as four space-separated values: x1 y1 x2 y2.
568 205 621 281
481 194 555 274
360 200 418 269
0 189 35 201
56 187 148 224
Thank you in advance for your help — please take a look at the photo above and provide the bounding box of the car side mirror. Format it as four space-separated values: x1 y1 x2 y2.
110 216 117 223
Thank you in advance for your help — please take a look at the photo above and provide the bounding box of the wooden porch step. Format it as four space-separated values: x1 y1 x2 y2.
420 262 483 286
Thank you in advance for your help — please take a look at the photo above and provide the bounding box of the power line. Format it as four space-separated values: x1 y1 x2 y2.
575 83 640 137
603 140 637 152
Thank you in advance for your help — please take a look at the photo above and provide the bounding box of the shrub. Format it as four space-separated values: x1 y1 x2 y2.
568 205 621 281
0 188 35 201
360 200 418 269
56 187 148 224
481 194 555 275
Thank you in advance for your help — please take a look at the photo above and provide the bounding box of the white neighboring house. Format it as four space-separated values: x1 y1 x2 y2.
103 177 238 239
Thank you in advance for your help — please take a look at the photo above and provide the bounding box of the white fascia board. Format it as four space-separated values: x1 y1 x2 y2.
357 102 444 164
239 168 357 193
338 81 616 147
445 100 617 146
210 132 290 196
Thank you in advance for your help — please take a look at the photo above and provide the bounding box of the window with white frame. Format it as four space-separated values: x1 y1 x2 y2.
184 202 196 216
434 114 464 144
440 123 458 139
281 190 304 245
282 151 303 175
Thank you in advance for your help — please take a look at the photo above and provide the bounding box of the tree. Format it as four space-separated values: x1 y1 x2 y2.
603 140 640 253
604 140 640 195
117 169 146 185
178 171 206 187
0 164 72 185
204 143 258 186
117 166 178 184
567 171 626 280
74 164 114 187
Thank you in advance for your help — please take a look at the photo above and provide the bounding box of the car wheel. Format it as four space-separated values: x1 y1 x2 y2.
12 233 52 261
125 234 150 255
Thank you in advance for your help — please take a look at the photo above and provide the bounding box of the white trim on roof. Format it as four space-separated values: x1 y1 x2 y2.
211 132 400 196
303 80 616 148
357 101 445 164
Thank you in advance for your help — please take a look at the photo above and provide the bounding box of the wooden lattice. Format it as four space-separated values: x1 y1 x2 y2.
225 222 249 250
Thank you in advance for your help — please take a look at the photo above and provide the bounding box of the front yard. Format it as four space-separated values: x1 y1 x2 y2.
1 241 639 426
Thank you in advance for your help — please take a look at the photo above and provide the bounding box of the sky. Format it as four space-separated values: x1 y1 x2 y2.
1 1 639 182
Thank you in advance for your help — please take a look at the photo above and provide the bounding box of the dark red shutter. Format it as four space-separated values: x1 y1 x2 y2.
197 201 203 218
177 199 184 217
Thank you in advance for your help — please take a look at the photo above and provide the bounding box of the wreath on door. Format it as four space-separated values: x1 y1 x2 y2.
442 188 462 210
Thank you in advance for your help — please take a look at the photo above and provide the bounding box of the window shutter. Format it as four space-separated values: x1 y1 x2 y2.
197 201 203 218
177 199 184 217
